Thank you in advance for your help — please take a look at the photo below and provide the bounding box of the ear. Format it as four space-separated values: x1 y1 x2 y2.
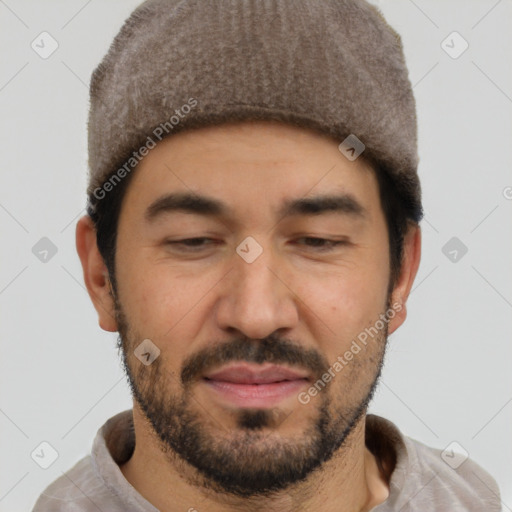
75 215 118 332
387 223 421 335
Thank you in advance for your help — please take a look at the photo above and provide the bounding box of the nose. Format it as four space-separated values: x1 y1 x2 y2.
215 244 299 339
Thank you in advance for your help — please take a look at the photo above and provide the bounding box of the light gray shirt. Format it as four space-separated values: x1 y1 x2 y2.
32 409 502 511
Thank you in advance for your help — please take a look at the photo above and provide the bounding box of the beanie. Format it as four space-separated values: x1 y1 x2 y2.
87 0 422 220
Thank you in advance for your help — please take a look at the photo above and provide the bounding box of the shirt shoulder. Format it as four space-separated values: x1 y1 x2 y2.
367 415 502 512
400 436 502 511
31 455 126 512
31 410 153 512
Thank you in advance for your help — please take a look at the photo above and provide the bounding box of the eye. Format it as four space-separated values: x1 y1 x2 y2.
166 237 219 250
164 237 347 253
295 237 347 251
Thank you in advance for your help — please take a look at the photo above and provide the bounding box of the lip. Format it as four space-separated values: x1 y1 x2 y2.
204 363 310 384
202 363 310 408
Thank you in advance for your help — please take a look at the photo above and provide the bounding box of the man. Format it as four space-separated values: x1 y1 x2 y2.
33 0 501 511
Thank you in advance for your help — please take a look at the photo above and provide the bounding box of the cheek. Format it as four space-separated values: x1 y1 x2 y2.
116 256 220 351
296 262 389 350
121 271 189 333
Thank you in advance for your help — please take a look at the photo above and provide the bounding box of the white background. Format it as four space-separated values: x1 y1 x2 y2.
0 1 511 510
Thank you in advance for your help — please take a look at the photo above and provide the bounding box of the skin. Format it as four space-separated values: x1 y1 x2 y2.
76 120 421 512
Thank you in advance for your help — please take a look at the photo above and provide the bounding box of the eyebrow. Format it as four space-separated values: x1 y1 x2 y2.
144 192 367 223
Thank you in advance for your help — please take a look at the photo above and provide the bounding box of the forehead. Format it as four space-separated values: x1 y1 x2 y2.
120 121 382 225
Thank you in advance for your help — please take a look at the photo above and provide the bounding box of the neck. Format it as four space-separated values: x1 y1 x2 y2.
120 405 389 512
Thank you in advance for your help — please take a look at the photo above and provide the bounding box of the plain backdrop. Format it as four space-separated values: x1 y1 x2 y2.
1 1 511 510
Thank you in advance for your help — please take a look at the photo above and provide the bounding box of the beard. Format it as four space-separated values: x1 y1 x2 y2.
114 295 389 498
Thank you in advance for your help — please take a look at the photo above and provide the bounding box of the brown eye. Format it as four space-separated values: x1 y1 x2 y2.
166 238 219 250
295 237 346 251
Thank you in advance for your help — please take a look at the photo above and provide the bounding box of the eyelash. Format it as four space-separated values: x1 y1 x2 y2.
167 237 346 252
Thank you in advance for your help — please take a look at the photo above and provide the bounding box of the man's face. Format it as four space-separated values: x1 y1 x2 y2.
112 121 395 496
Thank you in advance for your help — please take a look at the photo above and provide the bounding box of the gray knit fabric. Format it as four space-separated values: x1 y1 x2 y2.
87 0 421 218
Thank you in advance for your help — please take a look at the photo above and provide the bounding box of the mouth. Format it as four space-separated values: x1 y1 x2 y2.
202 363 310 408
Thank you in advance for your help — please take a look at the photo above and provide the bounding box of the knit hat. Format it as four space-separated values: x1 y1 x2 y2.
87 0 422 220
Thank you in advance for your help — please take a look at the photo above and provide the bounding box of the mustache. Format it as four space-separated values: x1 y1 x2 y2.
180 334 330 386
